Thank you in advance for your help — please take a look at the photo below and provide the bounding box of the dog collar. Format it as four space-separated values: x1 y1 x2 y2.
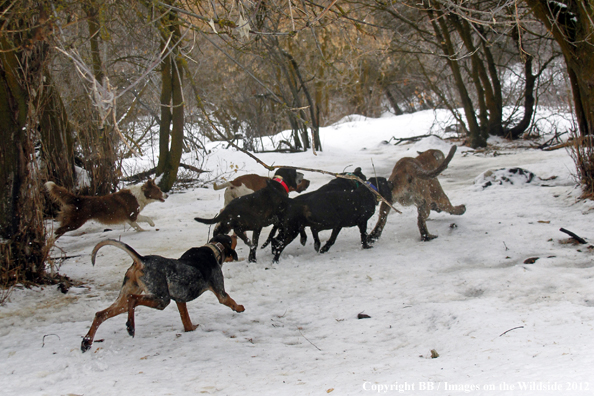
346 172 360 188
364 181 382 202
364 181 378 193
273 176 290 194
206 242 225 264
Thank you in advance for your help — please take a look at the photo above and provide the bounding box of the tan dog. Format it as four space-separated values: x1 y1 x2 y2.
368 146 465 242
45 180 166 237
214 173 310 207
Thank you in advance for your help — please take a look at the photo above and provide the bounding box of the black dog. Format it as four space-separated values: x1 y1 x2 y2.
81 234 242 352
271 177 392 261
261 167 368 248
194 168 306 263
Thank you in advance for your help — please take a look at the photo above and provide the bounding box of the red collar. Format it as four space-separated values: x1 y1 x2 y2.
273 177 290 193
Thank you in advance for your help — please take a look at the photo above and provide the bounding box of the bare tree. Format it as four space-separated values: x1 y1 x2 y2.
0 2 54 284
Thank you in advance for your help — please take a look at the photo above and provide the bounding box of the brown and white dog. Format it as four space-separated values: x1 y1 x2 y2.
214 173 310 207
45 180 167 238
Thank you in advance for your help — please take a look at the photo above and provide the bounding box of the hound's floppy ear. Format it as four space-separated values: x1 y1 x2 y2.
226 248 238 262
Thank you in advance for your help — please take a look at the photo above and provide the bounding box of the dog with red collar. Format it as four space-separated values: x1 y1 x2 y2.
214 173 310 207
194 168 305 262
80 234 242 352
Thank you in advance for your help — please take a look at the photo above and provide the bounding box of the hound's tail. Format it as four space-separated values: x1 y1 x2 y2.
213 181 233 190
45 181 77 206
194 214 222 225
91 239 145 268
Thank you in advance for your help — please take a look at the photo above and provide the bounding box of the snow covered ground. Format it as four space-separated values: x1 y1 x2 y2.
2 109 594 395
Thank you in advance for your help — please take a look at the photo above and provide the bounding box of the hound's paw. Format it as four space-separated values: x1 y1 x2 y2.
81 337 92 353
126 320 135 337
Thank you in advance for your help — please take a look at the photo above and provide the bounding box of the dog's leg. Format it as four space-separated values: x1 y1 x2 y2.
299 228 307 246
234 229 252 247
311 229 322 252
55 216 88 238
81 282 140 352
417 203 437 241
209 286 245 313
127 220 146 232
176 301 199 332
368 202 391 243
81 298 128 352
261 225 277 249
125 294 170 337
428 181 466 216
81 274 144 352
248 228 262 263
319 228 342 253
358 222 373 249
271 224 301 263
136 214 155 227
434 200 466 215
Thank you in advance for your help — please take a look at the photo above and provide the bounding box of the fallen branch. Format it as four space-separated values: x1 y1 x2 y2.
388 133 433 145
121 167 156 183
559 228 587 244
179 163 210 174
121 164 209 183
543 135 593 151
537 131 568 150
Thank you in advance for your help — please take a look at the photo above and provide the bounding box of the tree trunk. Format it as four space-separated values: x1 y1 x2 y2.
0 4 52 284
76 3 117 196
38 70 76 189
385 87 404 115
427 6 486 148
525 0 594 137
155 4 184 192
507 26 536 139
283 50 322 152
525 0 594 195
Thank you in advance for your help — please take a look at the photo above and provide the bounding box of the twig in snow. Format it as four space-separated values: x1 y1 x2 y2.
559 228 587 244
387 133 433 145
299 329 321 351
499 326 524 337
42 334 61 347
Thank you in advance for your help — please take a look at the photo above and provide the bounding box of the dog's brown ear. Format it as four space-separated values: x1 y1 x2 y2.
225 249 238 262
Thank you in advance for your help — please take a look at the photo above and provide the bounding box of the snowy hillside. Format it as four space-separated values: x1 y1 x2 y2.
2 109 593 395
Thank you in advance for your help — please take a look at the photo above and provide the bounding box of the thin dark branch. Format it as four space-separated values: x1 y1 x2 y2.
499 326 524 337
559 228 587 244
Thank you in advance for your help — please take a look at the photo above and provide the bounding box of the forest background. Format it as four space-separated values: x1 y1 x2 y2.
0 0 593 286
